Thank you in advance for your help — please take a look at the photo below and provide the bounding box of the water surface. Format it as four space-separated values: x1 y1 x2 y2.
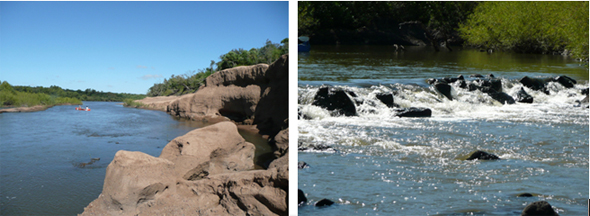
298 45 588 215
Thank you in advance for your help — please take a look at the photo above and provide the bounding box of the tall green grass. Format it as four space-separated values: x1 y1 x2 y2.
459 2 588 60
0 81 82 107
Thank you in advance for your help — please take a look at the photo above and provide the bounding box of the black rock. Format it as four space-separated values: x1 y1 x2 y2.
521 201 559 216
515 87 534 103
375 93 398 108
298 189 307 206
516 193 534 197
466 150 500 160
434 82 453 100
581 88 588 96
312 87 357 116
519 76 551 94
298 161 309 169
487 90 515 105
553 75 576 88
395 107 432 118
315 198 335 207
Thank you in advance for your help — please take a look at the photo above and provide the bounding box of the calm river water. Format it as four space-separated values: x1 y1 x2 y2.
298 45 588 215
0 101 268 215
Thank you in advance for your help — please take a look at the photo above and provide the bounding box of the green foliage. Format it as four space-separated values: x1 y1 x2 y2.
10 85 145 102
0 81 83 107
147 38 288 97
459 2 589 60
122 98 146 108
298 2 478 36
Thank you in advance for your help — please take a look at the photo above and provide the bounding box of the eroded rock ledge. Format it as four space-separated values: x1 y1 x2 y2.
81 55 289 215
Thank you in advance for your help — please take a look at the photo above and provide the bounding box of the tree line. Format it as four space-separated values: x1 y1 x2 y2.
299 2 588 61
0 81 82 107
146 38 288 97
0 80 145 108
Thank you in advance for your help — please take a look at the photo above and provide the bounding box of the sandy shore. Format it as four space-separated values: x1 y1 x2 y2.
0 103 79 113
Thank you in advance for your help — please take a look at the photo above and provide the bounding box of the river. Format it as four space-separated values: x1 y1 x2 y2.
298 45 588 215
0 101 268 215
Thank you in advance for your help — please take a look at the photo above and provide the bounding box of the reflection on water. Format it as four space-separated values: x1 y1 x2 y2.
298 46 588 215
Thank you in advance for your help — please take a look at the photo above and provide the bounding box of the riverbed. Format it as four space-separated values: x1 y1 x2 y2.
0 101 268 215
298 45 588 215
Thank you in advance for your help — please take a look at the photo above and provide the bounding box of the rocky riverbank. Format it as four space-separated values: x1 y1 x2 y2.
80 55 289 215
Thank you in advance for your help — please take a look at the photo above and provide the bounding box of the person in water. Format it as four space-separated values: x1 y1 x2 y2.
85 106 89 111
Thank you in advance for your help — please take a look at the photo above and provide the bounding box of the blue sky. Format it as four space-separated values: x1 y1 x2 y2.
0 1 288 94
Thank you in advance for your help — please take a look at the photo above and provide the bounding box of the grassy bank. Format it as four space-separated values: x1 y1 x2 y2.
122 99 146 108
459 1 588 61
1 81 82 108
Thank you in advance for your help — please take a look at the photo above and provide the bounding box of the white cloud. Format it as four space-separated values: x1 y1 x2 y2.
140 74 163 80
137 65 148 69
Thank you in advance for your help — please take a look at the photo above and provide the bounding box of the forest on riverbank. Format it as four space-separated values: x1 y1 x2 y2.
146 38 288 97
299 1 588 61
0 81 145 108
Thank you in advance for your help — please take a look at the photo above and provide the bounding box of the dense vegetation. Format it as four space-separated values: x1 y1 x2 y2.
459 1 588 60
0 81 82 107
299 1 588 60
147 38 288 97
0 81 145 108
298 2 478 39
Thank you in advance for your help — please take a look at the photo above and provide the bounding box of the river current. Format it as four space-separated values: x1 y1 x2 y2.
0 101 269 215
298 46 588 215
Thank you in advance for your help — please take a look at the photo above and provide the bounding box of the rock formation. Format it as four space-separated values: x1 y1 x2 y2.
81 55 289 215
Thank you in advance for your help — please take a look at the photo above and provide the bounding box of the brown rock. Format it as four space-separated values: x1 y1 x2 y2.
253 55 289 136
205 64 269 87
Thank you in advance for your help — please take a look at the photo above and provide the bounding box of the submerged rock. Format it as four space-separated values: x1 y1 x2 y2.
298 161 310 169
312 87 357 116
315 198 335 207
466 150 500 160
516 193 534 197
395 107 432 118
298 189 307 206
521 201 559 216
515 87 534 103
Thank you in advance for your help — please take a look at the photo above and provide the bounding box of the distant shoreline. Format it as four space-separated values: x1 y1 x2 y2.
0 103 78 113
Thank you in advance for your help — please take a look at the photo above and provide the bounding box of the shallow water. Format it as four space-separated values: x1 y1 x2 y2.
298 45 588 215
0 101 269 215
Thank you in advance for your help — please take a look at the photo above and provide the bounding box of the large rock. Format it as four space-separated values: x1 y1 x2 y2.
515 87 534 103
205 64 269 87
433 82 453 101
521 201 559 216
253 55 289 136
375 92 398 108
312 87 357 116
466 150 500 160
395 107 432 117
81 122 288 216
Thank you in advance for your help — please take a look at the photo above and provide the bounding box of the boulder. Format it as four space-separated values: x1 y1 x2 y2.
81 122 288 216
395 107 432 118
253 55 289 136
298 161 310 169
466 150 500 160
486 90 515 105
519 76 551 94
515 87 534 103
521 201 559 216
516 193 534 197
298 189 307 206
553 75 576 88
434 82 453 100
312 87 357 116
205 64 269 87
375 92 398 108
315 199 335 207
